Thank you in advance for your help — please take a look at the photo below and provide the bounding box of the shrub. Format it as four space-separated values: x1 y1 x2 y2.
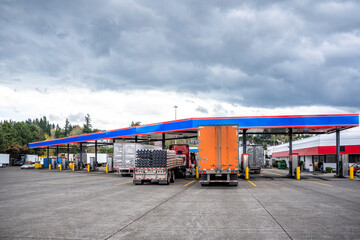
325 167 333 172
273 162 278 168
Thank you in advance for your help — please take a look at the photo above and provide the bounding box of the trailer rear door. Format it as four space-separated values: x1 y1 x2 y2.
198 125 238 171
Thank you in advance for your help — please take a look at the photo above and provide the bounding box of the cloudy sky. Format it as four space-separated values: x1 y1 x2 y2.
1 0 360 130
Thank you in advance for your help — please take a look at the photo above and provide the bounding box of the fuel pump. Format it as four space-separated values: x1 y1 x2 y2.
241 154 249 177
74 157 81 170
51 157 57 169
90 157 97 171
339 154 349 177
63 158 68 170
291 154 299 178
107 156 113 172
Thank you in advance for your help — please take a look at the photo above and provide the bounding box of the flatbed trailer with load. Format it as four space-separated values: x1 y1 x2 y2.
114 143 161 177
198 125 239 186
133 150 183 185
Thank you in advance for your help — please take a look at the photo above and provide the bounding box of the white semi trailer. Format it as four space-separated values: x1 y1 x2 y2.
0 154 10 167
113 143 161 177
239 145 264 174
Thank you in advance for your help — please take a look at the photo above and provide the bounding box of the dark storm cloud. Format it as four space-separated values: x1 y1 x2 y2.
1 0 360 109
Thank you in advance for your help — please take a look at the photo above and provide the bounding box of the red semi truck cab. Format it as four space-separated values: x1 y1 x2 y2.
169 144 192 168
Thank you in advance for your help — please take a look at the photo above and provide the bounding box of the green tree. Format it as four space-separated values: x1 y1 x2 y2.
130 121 141 127
83 114 92 133
64 118 72 136
55 124 65 138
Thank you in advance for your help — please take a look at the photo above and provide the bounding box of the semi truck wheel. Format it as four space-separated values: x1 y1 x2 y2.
159 171 170 185
170 170 175 183
133 180 143 185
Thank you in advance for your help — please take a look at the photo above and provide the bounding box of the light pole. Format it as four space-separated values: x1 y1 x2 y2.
174 105 178 120
174 105 178 144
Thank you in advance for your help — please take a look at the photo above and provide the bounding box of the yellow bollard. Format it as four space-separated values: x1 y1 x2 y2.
296 166 300 180
350 166 354 180
106 164 109 173
87 164 90 172
59 164 62 171
72 164 75 171
245 167 249 180
196 166 199 179
49 164 51 170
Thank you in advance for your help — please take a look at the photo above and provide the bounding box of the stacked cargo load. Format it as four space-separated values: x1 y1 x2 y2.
133 150 182 185
113 143 161 176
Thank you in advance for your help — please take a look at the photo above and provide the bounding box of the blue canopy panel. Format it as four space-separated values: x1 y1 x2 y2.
29 114 359 148
190 147 198 153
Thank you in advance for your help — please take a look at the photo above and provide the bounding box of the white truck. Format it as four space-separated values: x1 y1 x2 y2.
0 154 10 167
113 143 161 177
133 150 183 185
239 145 264 174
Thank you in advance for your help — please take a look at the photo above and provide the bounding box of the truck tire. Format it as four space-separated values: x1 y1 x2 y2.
133 180 143 185
167 171 171 184
159 172 170 185
170 170 175 183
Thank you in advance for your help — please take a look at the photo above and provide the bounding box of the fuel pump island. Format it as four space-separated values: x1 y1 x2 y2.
29 114 359 185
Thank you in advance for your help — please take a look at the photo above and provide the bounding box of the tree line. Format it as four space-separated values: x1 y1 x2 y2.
0 114 100 159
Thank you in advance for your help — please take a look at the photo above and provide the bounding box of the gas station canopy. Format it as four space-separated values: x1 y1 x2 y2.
29 114 359 148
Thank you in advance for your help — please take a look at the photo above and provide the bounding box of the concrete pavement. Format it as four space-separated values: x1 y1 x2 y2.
0 167 359 239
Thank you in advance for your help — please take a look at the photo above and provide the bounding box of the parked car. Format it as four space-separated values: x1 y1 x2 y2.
356 170 360 177
21 163 35 169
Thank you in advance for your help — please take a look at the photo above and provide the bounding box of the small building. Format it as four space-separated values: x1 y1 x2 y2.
268 127 360 171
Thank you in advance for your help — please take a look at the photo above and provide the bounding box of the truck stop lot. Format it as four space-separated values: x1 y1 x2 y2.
0 167 359 240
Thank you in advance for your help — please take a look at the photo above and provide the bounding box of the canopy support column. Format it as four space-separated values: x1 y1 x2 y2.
56 145 59 164
95 140 98 165
67 144 70 162
162 133 166 150
242 129 247 154
47 146 49 160
288 128 293 176
336 128 340 176
80 143 83 167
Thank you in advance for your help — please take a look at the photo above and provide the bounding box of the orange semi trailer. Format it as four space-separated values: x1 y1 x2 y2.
198 125 239 186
